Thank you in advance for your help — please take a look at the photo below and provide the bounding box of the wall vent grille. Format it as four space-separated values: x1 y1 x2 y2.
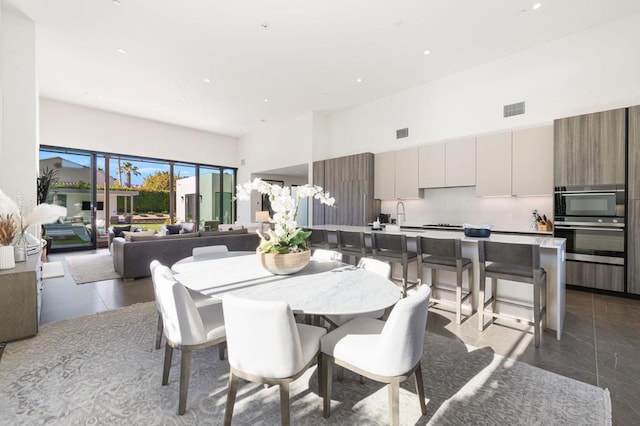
396 128 409 139
504 101 525 117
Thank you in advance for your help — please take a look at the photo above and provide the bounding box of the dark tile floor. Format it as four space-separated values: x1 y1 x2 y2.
40 249 640 424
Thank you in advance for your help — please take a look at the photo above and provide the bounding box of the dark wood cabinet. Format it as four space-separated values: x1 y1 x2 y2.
566 260 624 292
628 200 640 295
313 153 375 226
629 106 640 200
554 108 625 186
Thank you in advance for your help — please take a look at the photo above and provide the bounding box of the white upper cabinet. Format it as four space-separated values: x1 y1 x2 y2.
395 147 421 199
476 132 512 196
374 148 421 200
418 143 445 188
419 138 476 188
512 125 554 196
445 138 476 187
374 151 395 200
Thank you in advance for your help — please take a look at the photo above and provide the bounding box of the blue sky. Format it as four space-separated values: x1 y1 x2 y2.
40 151 231 186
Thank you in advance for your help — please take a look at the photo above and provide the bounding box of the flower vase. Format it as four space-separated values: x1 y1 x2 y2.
13 230 30 262
257 250 311 275
0 245 16 270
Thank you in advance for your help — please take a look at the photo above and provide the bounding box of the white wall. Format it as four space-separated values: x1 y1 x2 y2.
39 98 239 167
236 112 313 223
323 12 640 159
0 3 37 212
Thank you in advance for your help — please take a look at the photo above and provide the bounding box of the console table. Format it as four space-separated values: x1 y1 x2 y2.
0 255 42 342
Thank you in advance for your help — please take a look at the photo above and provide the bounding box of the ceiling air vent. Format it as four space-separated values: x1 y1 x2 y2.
504 101 525 118
396 128 409 139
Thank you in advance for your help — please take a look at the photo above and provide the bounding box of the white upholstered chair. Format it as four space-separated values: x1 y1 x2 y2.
324 257 392 328
151 262 226 415
192 244 229 259
222 294 327 426
311 249 343 262
321 285 431 425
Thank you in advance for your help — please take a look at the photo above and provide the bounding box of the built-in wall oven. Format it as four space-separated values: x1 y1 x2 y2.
554 185 625 266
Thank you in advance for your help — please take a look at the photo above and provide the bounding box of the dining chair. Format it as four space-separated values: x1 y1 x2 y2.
320 285 431 425
311 249 342 262
222 294 327 426
324 257 391 328
151 261 226 415
478 240 547 347
192 244 229 259
416 236 474 324
150 260 219 350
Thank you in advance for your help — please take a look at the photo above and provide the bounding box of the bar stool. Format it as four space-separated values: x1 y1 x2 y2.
304 228 337 251
416 236 473 325
371 232 417 297
478 241 547 347
336 230 371 265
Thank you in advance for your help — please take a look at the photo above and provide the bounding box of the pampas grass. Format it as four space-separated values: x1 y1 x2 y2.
0 214 18 246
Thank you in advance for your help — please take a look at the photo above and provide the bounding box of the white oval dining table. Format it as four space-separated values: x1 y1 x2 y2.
172 252 401 316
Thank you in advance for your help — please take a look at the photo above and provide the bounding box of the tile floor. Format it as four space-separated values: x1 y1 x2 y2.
40 249 640 424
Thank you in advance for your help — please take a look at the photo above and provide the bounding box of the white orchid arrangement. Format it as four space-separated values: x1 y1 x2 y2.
0 189 67 246
235 178 335 254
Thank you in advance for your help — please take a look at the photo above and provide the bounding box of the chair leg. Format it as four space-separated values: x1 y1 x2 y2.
490 277 497 327
478 273 485 331
388 380 400 426
224 373 240 426
162 343 173 385
468 267 475 315
178 349 192 415
219 342 226 360
323 355 333 418
534 280 541 348
279 382 290 426
414 363 427 415
317 353 324 397
155 311 163 350
337 366 344 381
455 269 463 325
402 261 409 293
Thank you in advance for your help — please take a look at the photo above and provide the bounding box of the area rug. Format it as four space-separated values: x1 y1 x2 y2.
65 253 121 284
0 303 611 425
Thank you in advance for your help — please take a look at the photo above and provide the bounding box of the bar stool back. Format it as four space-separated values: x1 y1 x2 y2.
478 241 547 347
336 230 371 265
371 232 417 297
304 228 337 251
416 237 473 324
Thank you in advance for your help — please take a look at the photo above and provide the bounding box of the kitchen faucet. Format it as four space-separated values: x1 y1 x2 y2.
396 200 406 225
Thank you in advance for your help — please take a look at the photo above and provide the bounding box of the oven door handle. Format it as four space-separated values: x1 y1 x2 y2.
555 225 624 232
560 193 616 197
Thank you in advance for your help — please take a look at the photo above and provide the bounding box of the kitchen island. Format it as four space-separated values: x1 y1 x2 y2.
311 225 567 340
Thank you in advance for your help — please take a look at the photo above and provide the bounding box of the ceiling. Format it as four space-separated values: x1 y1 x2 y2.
10 0 640 138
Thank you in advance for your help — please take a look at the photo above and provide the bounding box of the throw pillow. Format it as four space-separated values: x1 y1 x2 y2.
181 222 195 233
166 224 182 235
112 225 131 238
123 230 156 241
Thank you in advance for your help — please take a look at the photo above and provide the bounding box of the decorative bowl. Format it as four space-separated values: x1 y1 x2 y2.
257 249 311 275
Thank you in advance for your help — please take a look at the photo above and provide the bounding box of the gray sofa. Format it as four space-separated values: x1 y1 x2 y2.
111 230 260 279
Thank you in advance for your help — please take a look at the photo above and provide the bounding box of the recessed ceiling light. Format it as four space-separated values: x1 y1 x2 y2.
264 98 269 103
261 23 269 29
423 50 431 55
532 3 542 10
356 78 363 83
203 78 210 83
261 119 266 122
117 48 127 54
179 97 186 101
112 0 121 5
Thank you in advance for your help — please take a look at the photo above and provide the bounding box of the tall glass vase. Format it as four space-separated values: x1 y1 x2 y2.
13 229 31 262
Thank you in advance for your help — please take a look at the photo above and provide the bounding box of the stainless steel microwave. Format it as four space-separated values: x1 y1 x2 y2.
554 185 625 218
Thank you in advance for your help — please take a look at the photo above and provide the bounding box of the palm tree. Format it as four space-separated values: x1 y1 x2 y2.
117 157 122 186
120 161 141 188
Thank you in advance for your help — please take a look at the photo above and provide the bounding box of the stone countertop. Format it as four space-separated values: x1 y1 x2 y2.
312 225 566 249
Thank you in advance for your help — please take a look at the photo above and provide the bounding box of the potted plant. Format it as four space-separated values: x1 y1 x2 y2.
235 178 335 274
